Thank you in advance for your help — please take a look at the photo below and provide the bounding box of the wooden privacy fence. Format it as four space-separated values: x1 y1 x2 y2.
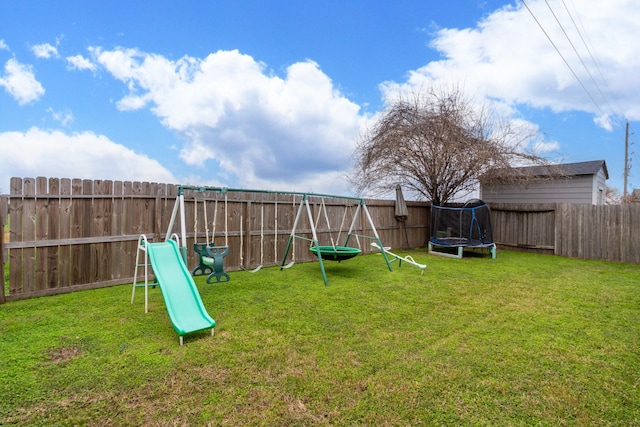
3 178 639 303
0 177 430 302
490 203 640 264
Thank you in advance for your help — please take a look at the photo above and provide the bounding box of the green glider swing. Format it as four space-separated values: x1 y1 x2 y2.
309 245 361 261
280 193 392 285
308 198 361 261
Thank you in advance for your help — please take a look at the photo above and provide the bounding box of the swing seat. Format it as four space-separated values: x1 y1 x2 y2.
310 246 361 262
192 243 230 283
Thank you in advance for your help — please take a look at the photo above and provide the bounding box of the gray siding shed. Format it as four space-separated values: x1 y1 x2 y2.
480 160 609 205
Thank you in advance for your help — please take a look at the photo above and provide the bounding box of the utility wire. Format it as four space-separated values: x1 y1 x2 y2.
545 0 617 118
521 0 605 117
560 0 629 145
523 0 633 192
561 0 623 117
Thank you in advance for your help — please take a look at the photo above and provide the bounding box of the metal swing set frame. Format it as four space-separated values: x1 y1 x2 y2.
281 192 393 285
164 185 395 285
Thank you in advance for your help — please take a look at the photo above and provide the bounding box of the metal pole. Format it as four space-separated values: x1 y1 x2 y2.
362 201 393 272
166 196 180 241
176 184 363 202
344 202 362 246
179 194 187 262
280 194 306 269
305 196 327 285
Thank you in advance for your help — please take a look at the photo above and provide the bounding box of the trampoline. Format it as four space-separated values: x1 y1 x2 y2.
310 245 362 262
428 199 496 259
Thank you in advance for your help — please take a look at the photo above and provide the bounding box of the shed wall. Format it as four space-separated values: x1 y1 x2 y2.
480 175 596 205
593 169 607 205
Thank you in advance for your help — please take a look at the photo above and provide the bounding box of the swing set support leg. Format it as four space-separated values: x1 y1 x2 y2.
280 196 305 270
315 242 328 286
343 201 394 273
280 235 294 271
304 196 328 286
279 194 330 285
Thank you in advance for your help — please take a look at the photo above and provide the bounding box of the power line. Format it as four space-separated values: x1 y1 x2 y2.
523 1 628 137
521 0 606 117
522 0 633 193
553 0 630 150
545 0 618 118
561 0 623 117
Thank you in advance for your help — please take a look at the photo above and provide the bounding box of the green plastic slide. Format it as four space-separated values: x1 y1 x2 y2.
146 239 216 344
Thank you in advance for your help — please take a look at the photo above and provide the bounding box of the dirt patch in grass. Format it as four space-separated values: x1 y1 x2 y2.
47 346 83 364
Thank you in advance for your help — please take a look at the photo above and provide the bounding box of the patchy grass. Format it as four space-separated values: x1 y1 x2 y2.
1 250 639 425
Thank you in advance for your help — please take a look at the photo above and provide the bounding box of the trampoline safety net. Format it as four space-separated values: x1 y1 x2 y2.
429 199 494 247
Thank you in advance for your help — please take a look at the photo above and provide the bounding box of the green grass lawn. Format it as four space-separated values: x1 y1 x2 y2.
1 249 639 425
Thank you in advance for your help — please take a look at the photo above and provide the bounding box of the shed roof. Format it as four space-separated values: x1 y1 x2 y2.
484 160 609 181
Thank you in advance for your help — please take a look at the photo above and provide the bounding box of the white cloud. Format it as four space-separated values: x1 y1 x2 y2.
47 107 74 127
383 0 640 126
594 113 613 131
32 43 59 59
66 54 96 72
0 39 8 51
0 128 178 189
0 58 45 104
533 139 561 154
91 47 365 193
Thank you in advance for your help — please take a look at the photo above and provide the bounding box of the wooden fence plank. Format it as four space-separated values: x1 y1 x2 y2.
122 181 135 280
70 179 83 285
59 179 72 288
9 178 23 295
154 183 164 239
131 181 143 237
104 180 114 279
620 205 630 264
81 179 94 285
243 200 252 269
35 177 48 290
47 178 60 289
625 205 637 264
0 196 5 303
92 180 110 283
594 205 603 260
556 204 566 257
22 178 36 293
607 205 620 262
142 182 155 239
111 181 123 281
576 204 584 259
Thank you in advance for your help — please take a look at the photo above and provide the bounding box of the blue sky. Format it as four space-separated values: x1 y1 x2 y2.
1 0 638 197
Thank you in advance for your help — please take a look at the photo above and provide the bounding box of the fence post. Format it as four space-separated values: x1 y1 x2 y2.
0 195 6 303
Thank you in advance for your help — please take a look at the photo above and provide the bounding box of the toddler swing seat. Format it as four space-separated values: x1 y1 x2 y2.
192 243 230 283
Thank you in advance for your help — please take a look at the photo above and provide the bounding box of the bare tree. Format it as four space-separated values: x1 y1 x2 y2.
351 86 548 205
606 186 622 205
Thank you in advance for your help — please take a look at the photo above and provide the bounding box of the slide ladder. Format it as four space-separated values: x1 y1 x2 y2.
132 235 216 345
